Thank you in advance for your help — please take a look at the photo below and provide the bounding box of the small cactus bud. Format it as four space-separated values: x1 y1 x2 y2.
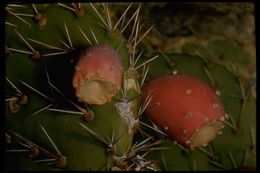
28 146 39 158
56 156 67 168
18 95 28 105
9 98 20 114
83 110 94 122
75 8 85 17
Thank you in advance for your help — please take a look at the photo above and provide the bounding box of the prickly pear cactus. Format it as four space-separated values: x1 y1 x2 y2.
5 3 157 171
5 3 256 171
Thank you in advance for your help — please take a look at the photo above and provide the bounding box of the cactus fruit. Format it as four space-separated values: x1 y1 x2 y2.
140 53 256 171
72 44 122 105
141 73 226 148
5 2 256 171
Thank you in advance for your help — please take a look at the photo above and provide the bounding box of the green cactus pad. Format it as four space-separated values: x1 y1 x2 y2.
5 3 141 170
182 39 256 82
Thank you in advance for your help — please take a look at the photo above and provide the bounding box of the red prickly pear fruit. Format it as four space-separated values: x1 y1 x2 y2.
141 74 226 148
73 44 122 105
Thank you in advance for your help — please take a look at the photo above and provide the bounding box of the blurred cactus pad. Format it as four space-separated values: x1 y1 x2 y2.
5 2 256 171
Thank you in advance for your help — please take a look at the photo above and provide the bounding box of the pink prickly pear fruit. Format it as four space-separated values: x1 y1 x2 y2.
73 44 122 105
141 74 226 148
